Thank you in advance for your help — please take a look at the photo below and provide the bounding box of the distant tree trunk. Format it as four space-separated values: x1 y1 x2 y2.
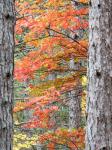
68 58 82 129
36 142 43 150
0 1 15 150
68 84 82 129
48 72 56 81
86 0 112 149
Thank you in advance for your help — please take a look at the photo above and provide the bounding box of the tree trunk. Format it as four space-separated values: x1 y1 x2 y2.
68 58 82 129
0 1 15 150
86 0 112 149
36 142 43 150
68 84 82 129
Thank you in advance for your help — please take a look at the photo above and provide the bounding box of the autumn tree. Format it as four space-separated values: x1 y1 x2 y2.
0 0 15 150
14 0 88 149
86 0 112 149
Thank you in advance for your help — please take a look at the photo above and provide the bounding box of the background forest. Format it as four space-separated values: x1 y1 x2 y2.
14 0 88 150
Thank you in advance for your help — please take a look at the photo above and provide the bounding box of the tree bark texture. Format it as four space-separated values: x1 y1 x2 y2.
0 0 15 150
86 0 112 149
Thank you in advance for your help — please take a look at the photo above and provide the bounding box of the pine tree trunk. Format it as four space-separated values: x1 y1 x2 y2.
0 1 15 150
86 0 112 149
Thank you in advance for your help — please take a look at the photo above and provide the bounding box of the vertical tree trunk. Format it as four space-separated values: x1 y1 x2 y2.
36 142 43 150
0 1 15 150
36 73 56 150
68 84 82 129
86 0 112 149
68 58 82 129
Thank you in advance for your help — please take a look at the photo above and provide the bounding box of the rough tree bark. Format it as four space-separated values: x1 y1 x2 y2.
86 0 112 149
0 0 15 150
